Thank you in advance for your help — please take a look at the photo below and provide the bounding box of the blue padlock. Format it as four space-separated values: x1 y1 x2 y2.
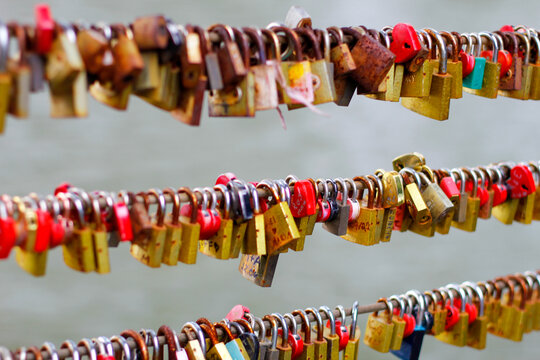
463 33 486 90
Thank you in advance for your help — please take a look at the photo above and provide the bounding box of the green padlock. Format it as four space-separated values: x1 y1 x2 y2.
463 33 487 90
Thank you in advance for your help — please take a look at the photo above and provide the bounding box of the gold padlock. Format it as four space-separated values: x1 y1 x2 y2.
90 194 110 274
363 299 395 353
178 187 200 265
402 29 452 120
440 31 463 99
7 24 31 118
399 168 432 225
130 190 166 268
400 31 437 98
289 28 336 108
435 285 469 347
257 181 300 255
270 26 314 106
342 176 378 246
13 199 47 277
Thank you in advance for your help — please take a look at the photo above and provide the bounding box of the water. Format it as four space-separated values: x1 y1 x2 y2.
0 0 539 358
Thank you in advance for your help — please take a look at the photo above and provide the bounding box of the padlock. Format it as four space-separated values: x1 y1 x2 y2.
464 32 501 98
476 167 495 219
61 194 95 273
389 23 423 64
131 15 169 50
528 32 540 100
208 27 255 117
328 26 357 106
500 32 532 99
423 291 447 336
182 322 207 360
158 325 190 360
402 29 452 120
269 26 314 106
440 31 463 99
497 32 522 91
6 24 31 118
341 27 395 93
132 50 160 93
364 299 395 353
490 277 526 342
392 152 426 172
322 178 350 236
47 25 88 118
461 282 489 350
14 200 48 276
290 28 336 108
462 33 487 90
342 176 378 245
390 291 426 360
318 306 339 360
416 170 454 223
89 195 110 274
399 168 431 225
130 190 166 268
178 188 201 265
0 23 11 133
161 188 182 266
213 322 249 360
492 164 521 225
76 28 111 76
201 187 234 260
291 310 315 360
399 30 437 98
256 181 299 255
241 28 279 112
365 175 387 241
435 285 469 347
209 24 247 87
452 168 480 232
110 25 144 91
239 252 279 287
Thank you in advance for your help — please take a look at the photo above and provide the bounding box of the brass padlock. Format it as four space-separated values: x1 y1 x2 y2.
364 299 395 353
257 181 300 255
270 26 314 106
435 285 469 347
464 32 501 98
499 32 532 99
161 188 182 266
130 190 166 268
440 31 463 99
289 28 336 108
178 187 201 265
399 168 431 225
342 27 395 93
47 25 88 118
178 25 203 89
342 176 378 246
450 168 469 223
14 200 48 277
89 195 111 274
242 28 278 112
417 171 454 223
402 29 452 120
239 253 279 287
400 30 437 98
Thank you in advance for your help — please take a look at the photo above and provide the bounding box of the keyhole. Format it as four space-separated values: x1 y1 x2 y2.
404 42 411 49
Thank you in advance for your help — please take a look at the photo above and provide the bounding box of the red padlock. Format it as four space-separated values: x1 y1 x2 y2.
113 202 133 242
215 173 237 186
0 203 16 259
444 303 460 330
403 312 416 337
50 216 67 248
393 204 407 231
335 321 350 351
500 25 515 32
316 199 331 222
507 164 536 199
54 182 72 195
35 4 54 54
463 180 488 206
460 50 475 78
480 50 512 78
439 176 461 201
34 209 52 253
180 203 220 240
390 23 422 63
453 298 478 324
290 180 316 218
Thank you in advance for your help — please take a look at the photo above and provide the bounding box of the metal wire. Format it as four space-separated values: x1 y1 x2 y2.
16 278 514 360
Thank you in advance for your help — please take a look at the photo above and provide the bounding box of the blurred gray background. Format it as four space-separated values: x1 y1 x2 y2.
0 0 539 358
